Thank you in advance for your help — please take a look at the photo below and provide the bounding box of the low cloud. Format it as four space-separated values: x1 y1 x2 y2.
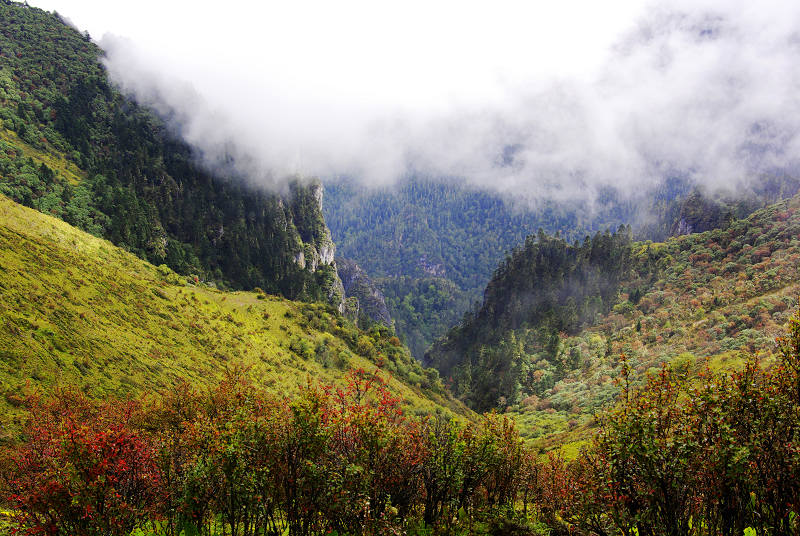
99 0 800 203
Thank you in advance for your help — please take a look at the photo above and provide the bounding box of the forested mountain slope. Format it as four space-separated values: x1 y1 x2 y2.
426 226 635 410
324 178 621 357
0 1 342 304
325 175 800 360
0 194 465 440
427 194 800 447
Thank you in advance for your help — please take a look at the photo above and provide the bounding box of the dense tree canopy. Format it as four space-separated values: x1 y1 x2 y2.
324 177 625 357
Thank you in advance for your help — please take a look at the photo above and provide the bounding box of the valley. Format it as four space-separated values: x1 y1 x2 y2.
0 194 465 436
1 0 799 534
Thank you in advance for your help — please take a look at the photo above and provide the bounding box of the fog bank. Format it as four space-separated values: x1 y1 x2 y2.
34 0 800 202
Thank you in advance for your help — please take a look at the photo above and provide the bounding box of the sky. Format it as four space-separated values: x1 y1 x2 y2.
29 0 800 202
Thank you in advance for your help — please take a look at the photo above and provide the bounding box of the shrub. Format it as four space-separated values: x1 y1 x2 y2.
3 391 160 536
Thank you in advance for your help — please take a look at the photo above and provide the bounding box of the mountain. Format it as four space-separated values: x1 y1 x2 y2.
0 193 467 440
324 175 800 361
324 177 625 358
0 1 342 305
427 194 800 447
426 226 635 410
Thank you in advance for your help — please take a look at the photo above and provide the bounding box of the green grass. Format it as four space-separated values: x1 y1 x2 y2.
0 126 86 184
0 194 471 439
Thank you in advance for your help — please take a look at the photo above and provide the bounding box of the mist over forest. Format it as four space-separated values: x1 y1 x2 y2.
85 0 800 208
2 1 800 534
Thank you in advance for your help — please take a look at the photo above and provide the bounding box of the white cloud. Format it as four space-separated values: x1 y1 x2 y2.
31 0 800 201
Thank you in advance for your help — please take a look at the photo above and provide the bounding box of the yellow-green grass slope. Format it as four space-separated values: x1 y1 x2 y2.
0 194 470 439
0 126 86 185
511 194 800 454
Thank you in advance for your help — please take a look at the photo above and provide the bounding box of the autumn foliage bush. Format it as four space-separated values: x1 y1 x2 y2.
1 392 160 536
1 369 532 536
3 311 800 535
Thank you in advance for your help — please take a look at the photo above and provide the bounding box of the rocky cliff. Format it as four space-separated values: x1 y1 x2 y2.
337 256 393 327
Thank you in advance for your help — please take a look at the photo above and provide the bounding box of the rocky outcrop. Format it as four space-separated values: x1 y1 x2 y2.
418 255 446 277
288 179 345 311
337 257 393 327
319 243 335 265
669 190 728 237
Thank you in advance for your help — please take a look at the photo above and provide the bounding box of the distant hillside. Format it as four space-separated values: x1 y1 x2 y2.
426 226 635 410
427 194 800 447
325 176 800 361
0 1 341 304
324 178 624 358
0 194 467 441
378 275 472 360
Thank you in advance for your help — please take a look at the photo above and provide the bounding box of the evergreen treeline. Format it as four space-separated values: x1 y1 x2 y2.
324 178 621 358
0 1 339 303
426 227 636 410
3 316 800 536
325 175 800 360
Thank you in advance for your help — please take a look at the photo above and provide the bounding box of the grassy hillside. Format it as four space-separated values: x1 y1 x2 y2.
0 194 467 441
428 194 800 451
